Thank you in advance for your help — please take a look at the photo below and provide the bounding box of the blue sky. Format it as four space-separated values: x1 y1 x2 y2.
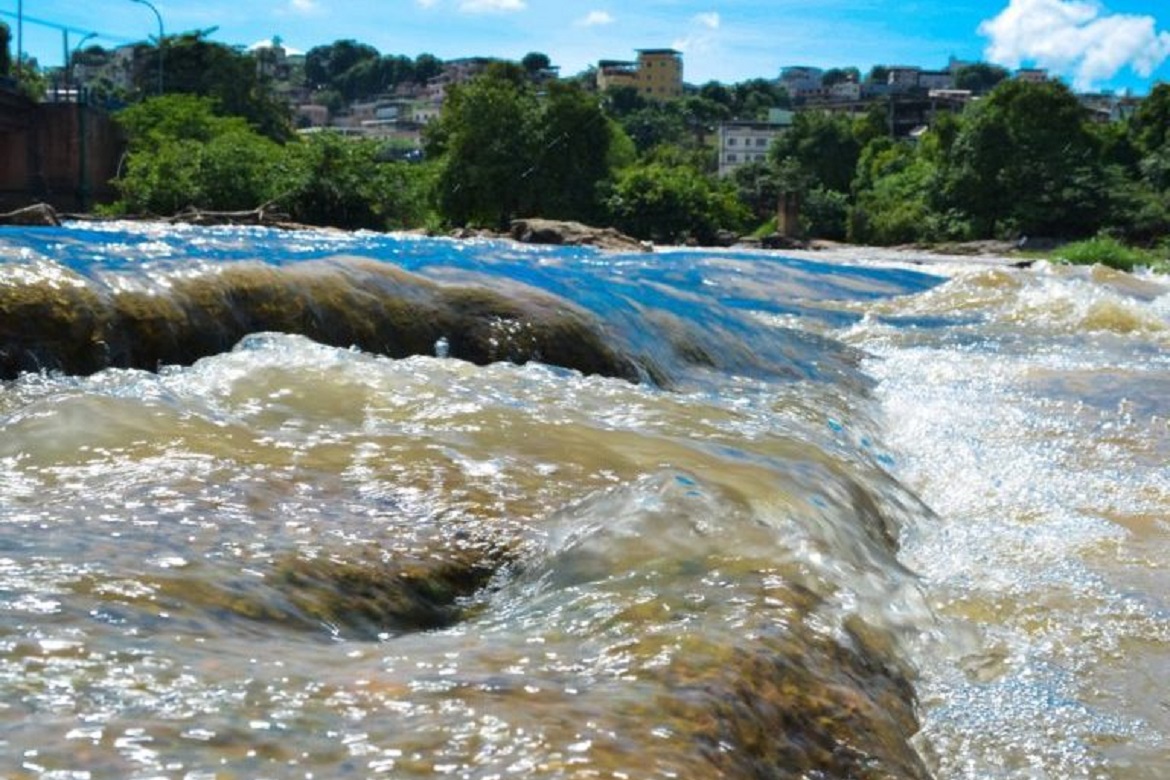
5 0 1169 94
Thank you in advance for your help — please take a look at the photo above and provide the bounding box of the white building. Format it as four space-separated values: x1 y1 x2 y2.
717 112 794 177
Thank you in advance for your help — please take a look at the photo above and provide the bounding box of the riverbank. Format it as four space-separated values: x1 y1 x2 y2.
8 203 1163 277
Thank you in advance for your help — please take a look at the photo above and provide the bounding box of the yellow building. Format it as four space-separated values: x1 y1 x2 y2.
597 49 684 102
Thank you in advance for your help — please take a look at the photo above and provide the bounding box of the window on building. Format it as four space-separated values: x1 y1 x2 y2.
755 138 768 147
728 138 737 146
727 154 737 163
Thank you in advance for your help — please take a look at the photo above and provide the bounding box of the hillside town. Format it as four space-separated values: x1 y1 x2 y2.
2 21 1167 269
49 38 1150 174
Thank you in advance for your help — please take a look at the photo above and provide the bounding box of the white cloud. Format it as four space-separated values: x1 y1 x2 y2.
672 11 722 55
695 12 721 30
577 10 615 27
288 0 320 13
459 0 526 11
416 0 439 7
979 0 1170 89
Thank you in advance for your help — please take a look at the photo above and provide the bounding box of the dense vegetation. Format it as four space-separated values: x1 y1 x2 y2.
8 27 1162 267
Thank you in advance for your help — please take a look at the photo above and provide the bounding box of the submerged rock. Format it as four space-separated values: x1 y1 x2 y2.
0 259 643 381
510 218 651 253
272 543 513 639
0 203 61 227
71 541 516 641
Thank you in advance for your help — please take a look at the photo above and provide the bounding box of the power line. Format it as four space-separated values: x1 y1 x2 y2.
0 9 134 49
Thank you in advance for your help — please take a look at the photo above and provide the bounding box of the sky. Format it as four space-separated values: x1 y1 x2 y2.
4 0 1169 94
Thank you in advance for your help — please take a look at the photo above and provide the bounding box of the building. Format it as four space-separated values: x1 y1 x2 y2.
717 110 794 177
1016 68 1048 83
917 70 953 91
424 57 496 103
596 49 683 101
886 66 922 92
779 66 824 97
828 81 862 101
596 59 639 92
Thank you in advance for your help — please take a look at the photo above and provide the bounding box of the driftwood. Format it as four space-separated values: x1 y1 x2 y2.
0 203 61 227
165 203 295 228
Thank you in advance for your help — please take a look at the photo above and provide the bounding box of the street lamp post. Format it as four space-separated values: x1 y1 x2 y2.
68 32 98 89
130 0 164 95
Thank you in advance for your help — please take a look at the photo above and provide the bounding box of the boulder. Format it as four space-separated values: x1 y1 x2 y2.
0 203 61 227
510 218 651 253
760 233 810 251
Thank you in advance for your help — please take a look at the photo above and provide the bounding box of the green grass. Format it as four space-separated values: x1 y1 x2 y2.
1053 236 1169 274
748 217 778 239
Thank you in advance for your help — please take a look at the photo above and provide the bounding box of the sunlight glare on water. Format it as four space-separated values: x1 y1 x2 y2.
0 224 1168 778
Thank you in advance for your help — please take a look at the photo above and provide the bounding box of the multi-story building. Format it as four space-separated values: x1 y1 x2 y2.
596 49 683 101
917 70 953 91
779 66 824 97
886 66 922 92
717 110 795 177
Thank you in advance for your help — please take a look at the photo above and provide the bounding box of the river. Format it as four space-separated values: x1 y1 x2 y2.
0 222 1167 778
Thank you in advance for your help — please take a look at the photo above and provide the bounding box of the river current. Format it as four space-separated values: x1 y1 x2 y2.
0 222 1167 779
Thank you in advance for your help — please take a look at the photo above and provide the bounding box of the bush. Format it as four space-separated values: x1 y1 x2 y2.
606 161 749 245
1055 236 1162 273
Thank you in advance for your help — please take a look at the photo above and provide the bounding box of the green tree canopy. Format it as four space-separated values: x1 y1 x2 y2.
527 81 621 222
137 33 292 141
425 71 540 226
1130 83 1170 156
606 160 749 244
769 110 864 194
305 39 379 90
953 63 1010 94
521 52 552 75
939 79 1104 238
113 95 283 214
0 22 10 78
427 73 625 227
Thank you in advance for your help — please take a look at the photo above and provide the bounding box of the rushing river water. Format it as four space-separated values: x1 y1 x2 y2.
0 222 1167 779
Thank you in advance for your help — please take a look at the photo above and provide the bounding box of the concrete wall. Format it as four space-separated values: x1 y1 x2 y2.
0 95 123 213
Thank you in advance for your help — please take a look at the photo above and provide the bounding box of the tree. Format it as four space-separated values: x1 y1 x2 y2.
953 63 1010 95
850 139 946 244
305 39 380 91
732 161 783 222
616 105 688 154
769 111 863 194
113 94 436 228
414 53 443 83
521 52 552 76
276 133 436 229
939 79 1105 238
606 160 749 244
1130 83 1170 157
604 85 647 116
822 68 860 88
113 96 284 214
0 22 10 77
730 78 790 117
528 81 619 222
426 71 540 226
139 33 292 141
